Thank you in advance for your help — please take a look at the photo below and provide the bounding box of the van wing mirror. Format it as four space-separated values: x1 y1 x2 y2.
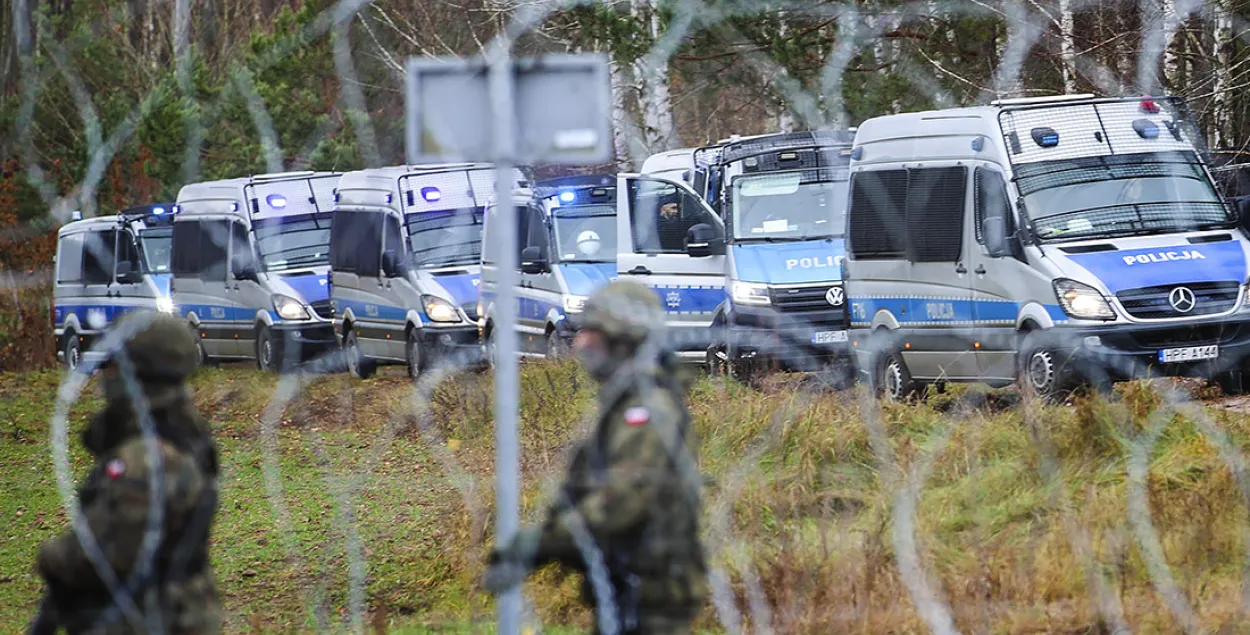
116 261 143 284
1236 197 1250 232
381 251 406 277
686 223 725 258
982 216 1010 257
234 263 258 281
520 245 549 274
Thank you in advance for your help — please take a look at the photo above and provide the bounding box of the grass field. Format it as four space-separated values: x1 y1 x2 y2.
4 361 1250 633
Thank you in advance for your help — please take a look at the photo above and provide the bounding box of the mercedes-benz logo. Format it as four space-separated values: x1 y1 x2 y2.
1169 286 1196 313
825 286 845 307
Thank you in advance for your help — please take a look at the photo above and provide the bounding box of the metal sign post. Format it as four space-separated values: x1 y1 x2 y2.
406 52 611 635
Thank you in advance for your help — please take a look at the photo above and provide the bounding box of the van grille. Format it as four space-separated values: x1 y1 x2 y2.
1116 281 1240 319
1130 324 1239 348
769 285 847 327
310 299 334 320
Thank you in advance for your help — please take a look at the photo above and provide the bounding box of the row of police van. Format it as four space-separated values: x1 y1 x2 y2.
53 94 1250 400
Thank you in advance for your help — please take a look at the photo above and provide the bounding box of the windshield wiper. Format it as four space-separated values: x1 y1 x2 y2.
267 253 327 269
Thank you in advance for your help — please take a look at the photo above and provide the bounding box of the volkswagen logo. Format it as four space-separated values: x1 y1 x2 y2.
825 286 845 307
1168 286 1196 313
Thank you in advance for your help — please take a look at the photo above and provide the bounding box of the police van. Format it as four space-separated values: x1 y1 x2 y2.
53 203 178 370
329 164 524 379
640 148 697 185
171 171 341 371
612 171 727 361
845 94 1250 399
689 131 856 379
478 174 617 359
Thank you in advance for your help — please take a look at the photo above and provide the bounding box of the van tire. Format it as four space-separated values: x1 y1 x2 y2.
1018 333 1074 402
345 329 376 380
64 335 81 372
875 348 919 402
406 329 422 378
257 326 280 373
546 330 568 360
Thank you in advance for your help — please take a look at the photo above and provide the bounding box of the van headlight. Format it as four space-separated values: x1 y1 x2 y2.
423 295 461 323
1053 279 1115 320
731 281 771 306
156 297 175 314
272 294 310 320
563 295 588 314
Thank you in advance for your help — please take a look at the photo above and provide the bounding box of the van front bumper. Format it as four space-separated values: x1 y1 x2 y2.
422 324 482 366
1052 316 1250 381
723 306 851 371
271 322 339 361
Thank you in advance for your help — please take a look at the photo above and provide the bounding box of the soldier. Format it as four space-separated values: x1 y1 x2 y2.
483 280 708 634
30 312 221 634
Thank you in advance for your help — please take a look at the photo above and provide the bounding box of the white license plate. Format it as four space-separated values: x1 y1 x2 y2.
812 330 848 345
1158 345 1218 363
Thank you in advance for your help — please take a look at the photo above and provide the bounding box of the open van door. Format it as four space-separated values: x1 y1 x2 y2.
616 174 726 357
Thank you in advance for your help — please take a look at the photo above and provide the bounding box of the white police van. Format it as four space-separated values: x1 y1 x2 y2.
845 94 1250 399
329 164 524 378
171 171 341 371
640 148 697 185
689 131 856 380
53 203 178 370
478 174 617 359
613 172 726 361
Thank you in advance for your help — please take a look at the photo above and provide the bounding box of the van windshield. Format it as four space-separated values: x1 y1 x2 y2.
552 205 616 262
253 213 332 271
730 171 848 242
406 208 484 268
1019 151 1235 242
139 228 172 273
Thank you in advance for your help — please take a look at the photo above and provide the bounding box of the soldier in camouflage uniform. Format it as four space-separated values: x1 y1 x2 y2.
484 280 708 634
30 312 221 634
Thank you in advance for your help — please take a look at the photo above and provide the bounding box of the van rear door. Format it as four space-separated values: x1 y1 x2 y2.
615 174 725 355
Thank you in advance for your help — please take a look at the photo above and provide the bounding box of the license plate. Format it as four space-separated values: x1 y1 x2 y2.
1158 345 1218 363
812 330 848 345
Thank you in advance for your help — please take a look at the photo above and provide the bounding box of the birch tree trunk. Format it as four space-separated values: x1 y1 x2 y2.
1059 0 1077 93
1211 0 1233 147
632 0 675 153
610 59 638 170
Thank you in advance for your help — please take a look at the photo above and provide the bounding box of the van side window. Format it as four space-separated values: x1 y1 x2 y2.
628 179 719 254
907 167 966 262
230 222 255 275
57 234 84 283
328 211 383 277
975 168 1013 245
116 231 139 278
82 230 117 284
382 215 411 268
848 169 907 259
172 220 229 280
525 206 549 254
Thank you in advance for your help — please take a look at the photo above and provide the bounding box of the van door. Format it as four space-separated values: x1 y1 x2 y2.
113 228 147 315
378 212 415 361
173 219 236 357
329 210 388 358
229 221 265 359
81 228 117 330
518 204 555 354
616 175 726 355
969 166 1023 381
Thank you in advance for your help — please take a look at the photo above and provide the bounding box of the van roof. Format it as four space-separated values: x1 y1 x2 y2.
58 215 120 235
336 163 498 191
176 170 341 203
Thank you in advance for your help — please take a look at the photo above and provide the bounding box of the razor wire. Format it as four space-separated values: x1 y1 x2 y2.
19 0 1250 633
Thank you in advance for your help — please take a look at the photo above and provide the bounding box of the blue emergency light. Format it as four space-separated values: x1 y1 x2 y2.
266 194 287 209
421 187 441 202
152 206 166 215
560 191 576 203
1132 119 1160 139
1031 127 1060 148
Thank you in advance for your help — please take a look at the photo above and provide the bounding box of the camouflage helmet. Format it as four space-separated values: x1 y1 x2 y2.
106 311 199 381
581 280 667 346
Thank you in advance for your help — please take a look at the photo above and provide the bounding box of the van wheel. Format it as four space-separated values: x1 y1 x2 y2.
875 349 919 402
546 330 568 360
345 329 375 380
64 335 81 372
257 326 280 373
1019 334 1073 402
485 326 498 370
406 329 423 378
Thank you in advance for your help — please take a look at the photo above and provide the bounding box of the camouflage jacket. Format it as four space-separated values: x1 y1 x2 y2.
533 361 708 616
37 408 220 634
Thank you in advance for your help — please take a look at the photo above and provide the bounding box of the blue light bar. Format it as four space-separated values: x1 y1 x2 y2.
1133 119 1160 139
266 194 287 209
421 187 441 202
1031 127 1060 148
152 206 166 215
559 191 576 203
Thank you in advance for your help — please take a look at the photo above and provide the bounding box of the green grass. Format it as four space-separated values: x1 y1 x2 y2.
5 363 1250 632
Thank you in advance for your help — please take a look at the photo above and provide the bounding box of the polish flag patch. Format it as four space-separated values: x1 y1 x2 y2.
105 459 126 480
624 407 650 426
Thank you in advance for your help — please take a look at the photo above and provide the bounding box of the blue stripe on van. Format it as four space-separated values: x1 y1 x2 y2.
332 298 425 324
55 304 151 330
848 297 1069 326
